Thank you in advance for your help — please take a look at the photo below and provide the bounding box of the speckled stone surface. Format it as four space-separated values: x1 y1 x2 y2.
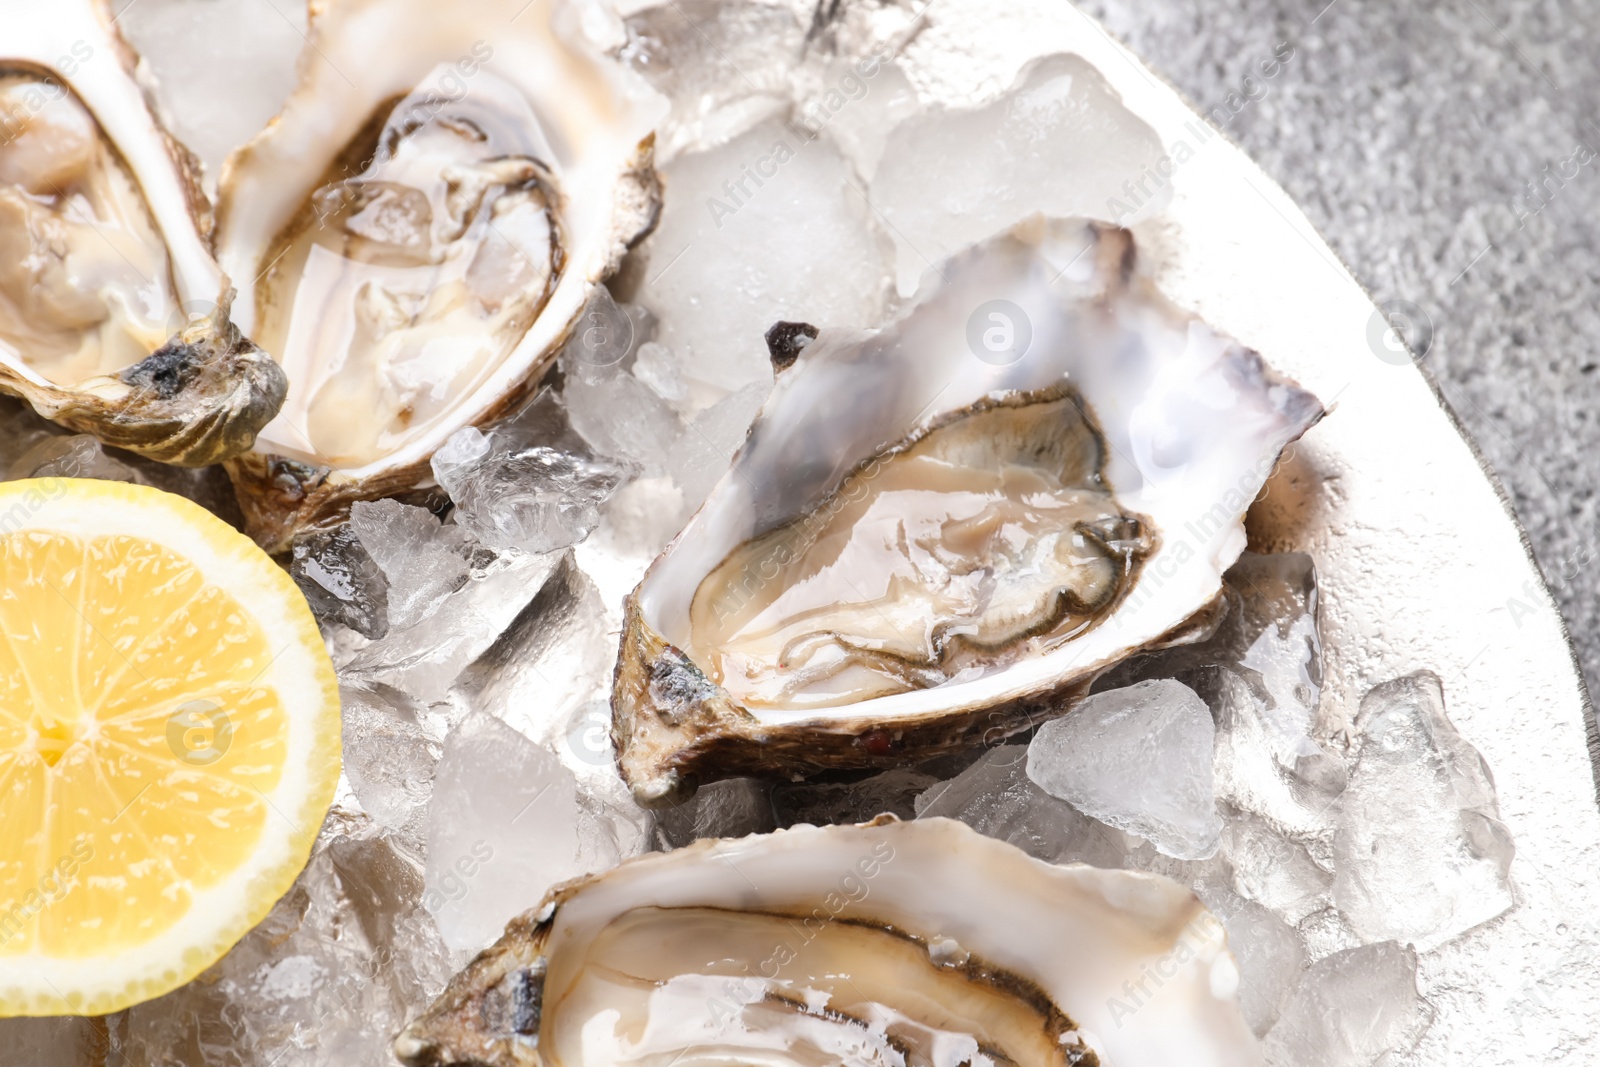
1079 0 1600 756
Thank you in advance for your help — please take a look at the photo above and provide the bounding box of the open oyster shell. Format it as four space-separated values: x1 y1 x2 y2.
0 0 287 466
394 818 1261 1067
613 219 1323 805
216 0 662 552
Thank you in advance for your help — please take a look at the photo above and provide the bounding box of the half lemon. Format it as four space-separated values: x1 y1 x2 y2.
0 479 340 1016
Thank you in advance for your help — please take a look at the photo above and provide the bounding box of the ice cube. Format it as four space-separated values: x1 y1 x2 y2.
340 683 442 833
431 426 633 554
1332 671 1515 950
451 555 653 866
581 474 689 584
559 285 644 385
347 499 470 631
633 115 893 392
664 380 770 510
455 555 615 764
1211 553 1339 787
631 341 689 406
772 769 937 827
1099 553 1344 835
343 547 562 703
560 349 684 475
488 383 593 455
1213 666 1346 837
1262 942 1434 1067
871 53 1170 294
1220 810 1332 924
423 712 587 953
1209 898 1307 1036
291 524 390 638
621 0 804 157
11 433 138 482
336 495 563 700
1112 833 1235 906
916 745 1129 868
430 424 496 488
110 0 306 182
1296 906 1362 964
1101 554 1326 731
1027 680 1223 860
0 1018 99 1067
655 778 776 850
796 58 920 182
116 815 454 1067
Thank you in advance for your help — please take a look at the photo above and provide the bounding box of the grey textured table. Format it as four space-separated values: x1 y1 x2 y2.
1081 0 1600 761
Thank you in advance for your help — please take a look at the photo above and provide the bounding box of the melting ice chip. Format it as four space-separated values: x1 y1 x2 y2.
1263 942 1434 1066
432 425 632 555
1332 671 1516 950
1027 678 1224 861
423 712 586 953
871 53 1174 294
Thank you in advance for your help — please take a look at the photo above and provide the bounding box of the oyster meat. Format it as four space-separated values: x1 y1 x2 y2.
217 0 661 552
395 818 1261 1067
0 0 286 465
613 219 1323 804
692 387 1149 711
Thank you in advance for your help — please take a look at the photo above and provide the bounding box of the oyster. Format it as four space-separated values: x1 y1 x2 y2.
217 0 661 552
613 219 1323 804
0 0 286 465
395 817 1261 1067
